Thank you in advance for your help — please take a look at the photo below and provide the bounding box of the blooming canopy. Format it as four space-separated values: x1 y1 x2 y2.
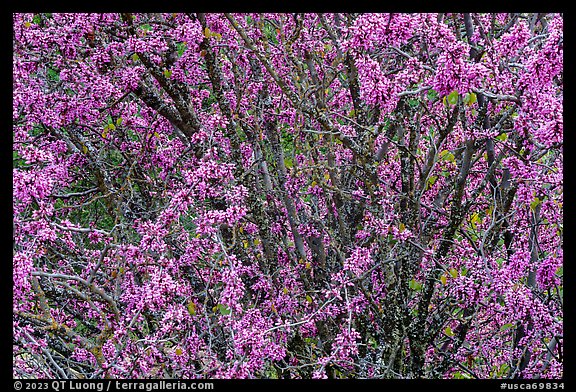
13 13 562 379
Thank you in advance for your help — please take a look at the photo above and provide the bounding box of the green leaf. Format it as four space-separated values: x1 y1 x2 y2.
470 212 480 230
444 326 455 337
486 205 494 216
440 275 447 285
132 53 139 62
177 42 187 57
439 150 455 162
496 363 511 377
426 175 438 190
447 90 459 105
305 295 313 304
47 68 60 82
427 89 438 101
284 157 293 169
163 69 172 78
262 21 278 44
496 133 508 142
453 372 470 379
203 27 212 38
187 301 196 316
216 304 231 315
464 92 477 106
116 117 123 126
500 323 515 332
409 278 422 291
449 268 459 278
368 336 378 348
556 266 563 277
530 197 542 211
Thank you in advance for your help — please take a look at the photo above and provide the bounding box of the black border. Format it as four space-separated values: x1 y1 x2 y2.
7 7 568 390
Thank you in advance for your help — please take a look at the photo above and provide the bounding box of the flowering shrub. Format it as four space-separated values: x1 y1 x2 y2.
13 13 562 379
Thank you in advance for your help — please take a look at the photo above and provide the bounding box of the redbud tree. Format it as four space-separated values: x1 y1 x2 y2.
13 13 562 379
